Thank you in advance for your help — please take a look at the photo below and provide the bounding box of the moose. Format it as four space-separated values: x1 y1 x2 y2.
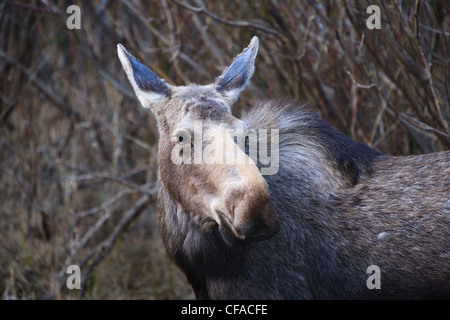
117 36 449 299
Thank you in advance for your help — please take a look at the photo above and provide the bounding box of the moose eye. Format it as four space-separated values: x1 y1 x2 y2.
172 129 190 145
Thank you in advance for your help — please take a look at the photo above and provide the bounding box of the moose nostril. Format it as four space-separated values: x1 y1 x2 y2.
231 225 247 241
231 201 279 241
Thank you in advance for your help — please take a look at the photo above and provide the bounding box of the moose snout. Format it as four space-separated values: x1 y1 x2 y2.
231 197 280 242
214 179 280 243
208 129 280 243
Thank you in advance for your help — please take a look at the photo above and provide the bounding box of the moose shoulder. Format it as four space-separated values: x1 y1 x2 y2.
117 37 450 299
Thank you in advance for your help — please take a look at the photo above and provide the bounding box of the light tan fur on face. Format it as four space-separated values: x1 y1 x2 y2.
204 128 278 241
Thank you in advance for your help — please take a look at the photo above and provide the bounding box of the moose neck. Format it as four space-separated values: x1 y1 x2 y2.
245 100 380 198
243 100 382 297
156 100 381 298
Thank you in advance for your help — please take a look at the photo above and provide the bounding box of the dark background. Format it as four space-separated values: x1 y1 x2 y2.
1 0 449 299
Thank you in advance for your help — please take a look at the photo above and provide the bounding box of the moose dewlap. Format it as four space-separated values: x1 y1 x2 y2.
117 36 450 299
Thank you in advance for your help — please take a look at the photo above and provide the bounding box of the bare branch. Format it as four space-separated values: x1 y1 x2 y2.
59 189 157 296
3 1 58 15
174 0 284 40
75 208 112 250
344 69 377 89
75 189 132 219
78 192 156 296
0 49 82 122
413 0 449 133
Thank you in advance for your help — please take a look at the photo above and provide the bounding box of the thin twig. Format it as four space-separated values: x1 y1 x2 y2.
75 208 112 250
0 49 82 122
3 1 58 15
344 69 377 89
75 189 132 218
121 0 211 78
78 192 155 297
174 0 284 40
59 190 157 296
126 134 154 152
400 112 450 138
413 0 449 133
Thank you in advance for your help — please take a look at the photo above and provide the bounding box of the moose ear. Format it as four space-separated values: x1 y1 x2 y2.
214 36 259 106
117 44 172 110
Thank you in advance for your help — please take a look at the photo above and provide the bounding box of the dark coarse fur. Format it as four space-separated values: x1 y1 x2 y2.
158 99 450 299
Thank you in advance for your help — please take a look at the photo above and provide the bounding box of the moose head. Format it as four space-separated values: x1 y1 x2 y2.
117 37 279 244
